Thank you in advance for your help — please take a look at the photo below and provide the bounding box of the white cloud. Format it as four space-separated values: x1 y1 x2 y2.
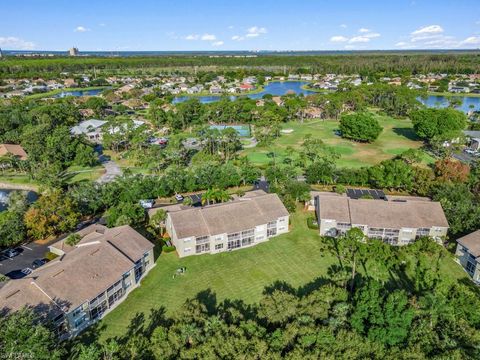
74 26 90 32
212 41 224 47
395 41 408 47
330 35 348 42
201 33 216 41
232 35 244 41
99 23 106 27
461 36 480 45
340 24 347 28
228 25 234 29
344 45 356 50
0 36 35 50
359 28 370 33
363 32 380 39
185 34 199 40
349 36 371 43
411 25 443 36
185 33 217 41
246 26 267 38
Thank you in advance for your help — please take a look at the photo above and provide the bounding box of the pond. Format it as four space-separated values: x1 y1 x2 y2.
173 81 317 104
0 189 38 212
173 81 480 114
419 95 480 113
53 88 106 98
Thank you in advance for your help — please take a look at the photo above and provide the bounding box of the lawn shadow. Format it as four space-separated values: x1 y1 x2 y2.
392 127 421 141
195 289 217 316
263 280 296 296
219 298 258 324
297 276 332 297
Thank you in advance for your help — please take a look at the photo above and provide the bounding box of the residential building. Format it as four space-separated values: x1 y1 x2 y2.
0 224 154 338
464 130 480 151
0 143 28 160
70 119 107 142
164 190 289 257
314 194 448 245
455 230 480 282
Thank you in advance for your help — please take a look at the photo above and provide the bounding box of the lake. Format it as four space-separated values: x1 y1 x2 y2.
53 88 106 98
173 81 317 104
0 189 38 212
419 95 480 113
173 80 480 113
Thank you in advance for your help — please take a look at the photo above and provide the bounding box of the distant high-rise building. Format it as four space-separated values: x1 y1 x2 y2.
69 47 79 56
0 48 3 58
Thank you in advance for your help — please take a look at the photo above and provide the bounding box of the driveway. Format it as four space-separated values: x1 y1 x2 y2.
0 241 54 276
453 152 477 164
96 153 122 184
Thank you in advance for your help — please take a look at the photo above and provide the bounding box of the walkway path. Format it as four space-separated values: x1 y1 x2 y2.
97 156 122 184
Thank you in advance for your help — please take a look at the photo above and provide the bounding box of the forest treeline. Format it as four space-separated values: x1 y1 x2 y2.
1 52 480 78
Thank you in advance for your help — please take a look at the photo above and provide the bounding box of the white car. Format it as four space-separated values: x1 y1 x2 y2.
139 199 155 209
464 148 475 155
175 194 184 202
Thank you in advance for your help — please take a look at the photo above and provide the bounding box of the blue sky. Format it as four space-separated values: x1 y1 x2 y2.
1 0 480 51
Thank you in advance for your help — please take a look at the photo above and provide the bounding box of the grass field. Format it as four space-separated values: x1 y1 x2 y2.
63 165 105 184
93 210 465 342
242 115 435 168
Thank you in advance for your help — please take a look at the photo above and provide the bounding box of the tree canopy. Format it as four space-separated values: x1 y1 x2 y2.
339 112 383 143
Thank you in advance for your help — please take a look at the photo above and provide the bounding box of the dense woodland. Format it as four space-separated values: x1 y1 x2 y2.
1 52 480 78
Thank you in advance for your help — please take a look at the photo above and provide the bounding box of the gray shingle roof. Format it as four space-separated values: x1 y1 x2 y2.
169 192 289 239
316 195 449 229
0 225 153 316
457 230 480 258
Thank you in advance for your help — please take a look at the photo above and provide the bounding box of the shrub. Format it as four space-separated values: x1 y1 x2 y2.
65 233 81 246
162 245 176 253
307 217 319 229
44 251 59 261
335 184 346 194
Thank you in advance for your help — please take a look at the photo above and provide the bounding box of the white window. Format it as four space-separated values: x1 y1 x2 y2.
278 226 285 231
183 238 191 243
184 247 191 253
215 236 223 241
215 243 223 250
256 236 264 241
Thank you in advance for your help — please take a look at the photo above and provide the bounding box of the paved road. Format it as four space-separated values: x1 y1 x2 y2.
0 241 54 276
453 152 477 164
96 154 122 184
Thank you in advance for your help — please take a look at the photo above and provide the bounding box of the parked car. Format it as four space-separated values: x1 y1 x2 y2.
175 194 184 202
32 258 48 269
6 268 32 279
139 199 155 209
464 148 476 155
2 248 19 258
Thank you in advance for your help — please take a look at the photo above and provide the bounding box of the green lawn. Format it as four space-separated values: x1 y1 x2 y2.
64 165 105 184
94 210 465 342
242 115 435 168
0 173 38 190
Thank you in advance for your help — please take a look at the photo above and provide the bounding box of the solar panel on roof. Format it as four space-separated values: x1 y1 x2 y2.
346 188 386 200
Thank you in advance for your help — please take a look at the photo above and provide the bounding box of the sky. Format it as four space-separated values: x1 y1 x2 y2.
1 0 480 51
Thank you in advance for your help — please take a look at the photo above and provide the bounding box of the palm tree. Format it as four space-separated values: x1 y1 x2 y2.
215 189 231 203
201 189 215 206
149 209 167 236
